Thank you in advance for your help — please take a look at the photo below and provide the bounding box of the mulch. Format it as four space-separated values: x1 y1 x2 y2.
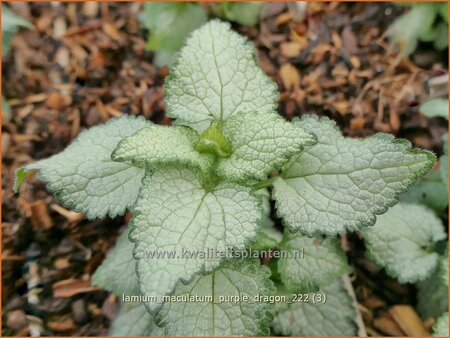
2 2 448 336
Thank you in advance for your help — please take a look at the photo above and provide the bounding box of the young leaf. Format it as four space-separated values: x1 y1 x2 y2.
277 233 351 292
157 260 275 336
400 170 448 214
213 2 266 26
250 189 281 251
111 124 213 173
164 20 278 129
141 2 207 53
250 225 282 252
2 5 33 55
420 98 448 119
362 203 446 283
91 227 139 296
388 4 438 55
433 21 449 50
130 167 262 313
273 115 436 236
110 301 164 336
218 112 317 181
433 312 449 336
272 279 358 336
17 116 149 219
417 268 448 320
196 121 232 157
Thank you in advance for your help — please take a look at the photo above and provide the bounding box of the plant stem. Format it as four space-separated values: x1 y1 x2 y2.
252 178 275 190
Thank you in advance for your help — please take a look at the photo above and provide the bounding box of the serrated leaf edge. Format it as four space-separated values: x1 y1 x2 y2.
274 114 437 236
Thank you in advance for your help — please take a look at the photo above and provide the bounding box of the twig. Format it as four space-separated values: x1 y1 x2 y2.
342 274 368 337
353 73 411 111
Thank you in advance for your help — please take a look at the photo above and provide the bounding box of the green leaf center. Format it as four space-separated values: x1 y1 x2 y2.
196 121 232 158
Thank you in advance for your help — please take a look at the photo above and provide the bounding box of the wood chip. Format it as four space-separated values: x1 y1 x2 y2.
342 25 358 54
55 47 70 68
45 92 72 110
7 309 28 331
275 12 292 26
9 93 47 107
280 42 302 58
47 317 76 332
53 279 99 298
103 23 123 42
330 101 350 115
2 133 11 157
54 257 70 269
374 313 405 336
11 134 42 143
103 105 123 117
279 63 301 91
30 200 53 230
82 2 99 18
350 116 366 130
389 305 429 336
53 16 67 39
350 56 361 69
332 63 349 77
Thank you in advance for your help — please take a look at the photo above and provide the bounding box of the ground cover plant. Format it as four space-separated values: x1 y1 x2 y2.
1 4 33 123
13 19 447 336
388 2 448 56
140 2 265 66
